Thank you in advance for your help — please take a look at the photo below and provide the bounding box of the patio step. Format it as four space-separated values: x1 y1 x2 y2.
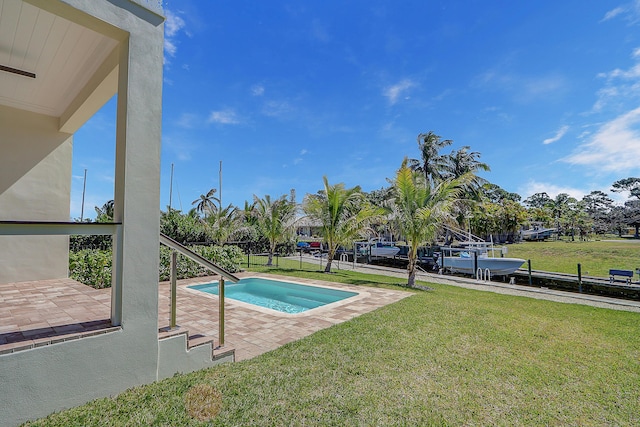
158 326 235 362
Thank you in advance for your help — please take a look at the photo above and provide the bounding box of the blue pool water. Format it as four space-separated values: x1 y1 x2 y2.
188 278 358 314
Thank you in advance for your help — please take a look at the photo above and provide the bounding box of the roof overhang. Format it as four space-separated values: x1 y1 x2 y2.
0 0 127 133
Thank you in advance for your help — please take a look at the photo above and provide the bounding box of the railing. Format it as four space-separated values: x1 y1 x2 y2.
0 221 120 236
244 252 281 268
159 233 239 347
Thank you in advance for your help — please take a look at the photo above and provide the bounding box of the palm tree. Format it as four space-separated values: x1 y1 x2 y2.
192 188 219 216
408 131 453 185
94 200 114 222
392 159 468 287
204 203 241 245
303 176 384 273
253 194 297 266
444 146 490 193
443 146 491 228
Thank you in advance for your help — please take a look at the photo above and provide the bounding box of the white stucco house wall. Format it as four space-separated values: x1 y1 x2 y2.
0 1 232 425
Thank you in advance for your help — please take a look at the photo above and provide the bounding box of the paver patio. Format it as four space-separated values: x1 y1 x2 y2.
158 272 412 361
0 273 412 361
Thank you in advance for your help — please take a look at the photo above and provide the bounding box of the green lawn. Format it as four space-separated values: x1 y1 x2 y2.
506 239 640 278
25 270 640 426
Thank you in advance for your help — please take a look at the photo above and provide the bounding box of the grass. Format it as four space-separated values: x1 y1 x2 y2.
24 269 640 426
506 239 640 277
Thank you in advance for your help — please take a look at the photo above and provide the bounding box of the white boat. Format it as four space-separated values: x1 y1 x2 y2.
440 226 525 276
356 238 400 257
520 227 555 241
442 248 525 276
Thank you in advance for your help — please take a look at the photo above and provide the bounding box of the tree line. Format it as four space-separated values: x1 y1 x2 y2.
81 131 640 287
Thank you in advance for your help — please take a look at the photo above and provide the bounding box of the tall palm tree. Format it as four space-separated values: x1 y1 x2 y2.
408 131 453 185
303 176 384 273
444 146 490 191
392 159 468 287
443 146 491 228
253 194 297 266
192 188 219 216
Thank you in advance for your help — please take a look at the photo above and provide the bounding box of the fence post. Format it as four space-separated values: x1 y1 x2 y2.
528 259 532 286
170 251 178 329
577 263 582 293
218 277 225 347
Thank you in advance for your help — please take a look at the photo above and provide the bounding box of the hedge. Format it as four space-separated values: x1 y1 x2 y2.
69 244 244 288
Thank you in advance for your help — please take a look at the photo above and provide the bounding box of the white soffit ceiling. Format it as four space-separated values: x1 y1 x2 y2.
0 0 118 117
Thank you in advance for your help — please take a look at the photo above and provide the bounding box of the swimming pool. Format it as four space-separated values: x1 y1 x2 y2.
188 277 358 314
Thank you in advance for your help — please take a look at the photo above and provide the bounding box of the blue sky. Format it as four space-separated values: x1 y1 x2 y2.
71 0 640 218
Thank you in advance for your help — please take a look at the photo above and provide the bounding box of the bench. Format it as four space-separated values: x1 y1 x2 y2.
609 269 633 284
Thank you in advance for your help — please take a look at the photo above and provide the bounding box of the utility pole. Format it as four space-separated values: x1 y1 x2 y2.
80 169 87 221
169 163 174 210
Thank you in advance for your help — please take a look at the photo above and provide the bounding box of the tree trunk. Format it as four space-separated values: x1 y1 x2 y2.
324 254 334 273
266 242 276 266
407 252 417 287
323 242 336 273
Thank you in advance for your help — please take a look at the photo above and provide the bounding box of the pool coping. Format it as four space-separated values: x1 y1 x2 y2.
184 275 372 317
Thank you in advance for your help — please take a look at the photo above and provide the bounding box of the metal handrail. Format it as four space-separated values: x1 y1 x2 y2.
159 233 237 347
159 233 239 283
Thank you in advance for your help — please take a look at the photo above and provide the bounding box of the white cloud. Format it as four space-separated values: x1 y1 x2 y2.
208 109 241 125
383 79 416 105
251 85 265 96
602 6 625 21
164 10 187 63
593 47 640 111
165 10 186 37
561 107 640 171
599 63 640 80
543 125 569 145
518 180 587 201
601 1 640 24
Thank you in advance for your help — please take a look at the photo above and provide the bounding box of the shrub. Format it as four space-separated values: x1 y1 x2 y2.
160 209 209 244
69 249 113 288
70 244 244 288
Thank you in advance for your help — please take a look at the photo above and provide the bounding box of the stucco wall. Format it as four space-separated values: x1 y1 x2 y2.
1 1 166 426
0 105 72 282
157 333 235 380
